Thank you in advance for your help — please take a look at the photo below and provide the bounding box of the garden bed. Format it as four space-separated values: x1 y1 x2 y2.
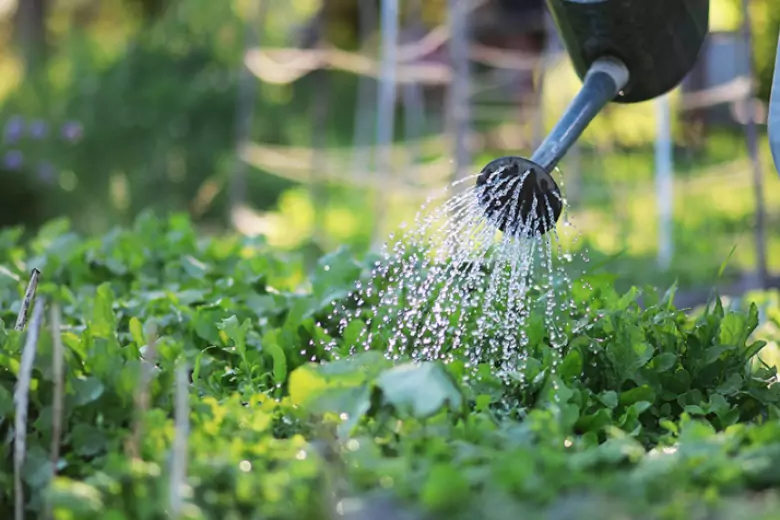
2 213 780 519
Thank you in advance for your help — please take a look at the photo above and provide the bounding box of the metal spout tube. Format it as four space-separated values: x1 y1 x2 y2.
531 56 629 172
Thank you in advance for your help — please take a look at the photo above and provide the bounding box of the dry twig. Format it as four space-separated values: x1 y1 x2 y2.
14 268 41 331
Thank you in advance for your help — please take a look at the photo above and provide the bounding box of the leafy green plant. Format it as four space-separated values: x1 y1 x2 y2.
2 213 780 519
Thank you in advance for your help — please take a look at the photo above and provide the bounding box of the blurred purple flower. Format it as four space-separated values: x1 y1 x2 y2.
29 119 48 140
36 161 56 184
61 121 83 143
2 150 24 171
3 116 24 144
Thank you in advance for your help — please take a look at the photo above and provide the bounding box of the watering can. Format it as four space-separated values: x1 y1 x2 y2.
477 0 710 236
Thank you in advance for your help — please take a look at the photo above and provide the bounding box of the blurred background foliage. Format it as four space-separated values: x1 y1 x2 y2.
0 0 779 295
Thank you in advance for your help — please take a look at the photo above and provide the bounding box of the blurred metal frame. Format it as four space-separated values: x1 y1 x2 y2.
769 31 780 176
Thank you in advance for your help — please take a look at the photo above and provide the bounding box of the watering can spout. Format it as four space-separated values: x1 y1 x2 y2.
530 56 628 172
476 0 711 236
476 56 627 236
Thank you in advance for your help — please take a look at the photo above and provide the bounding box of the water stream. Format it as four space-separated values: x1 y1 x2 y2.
315 163 592 384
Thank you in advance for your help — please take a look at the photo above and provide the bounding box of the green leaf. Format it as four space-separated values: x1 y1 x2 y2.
606 326 654 381
619 401 652 433
181 255 210 279
716 373 743 395
342 319 367 348
674 368 692 390
642 285 660 308
307 385 372 438
288 364 330 406
218 316 253 377
560 348 583 380
653 352 677 372
707 393 731 417
703 344 735 365
261 329 287 385
69 423 108 457
598 390 619 409
570 436 645 470
23 444 53 489
683 404 707 416
718 312 747 347
716 244 738 280
218 315 250 353
660 283 678 309
245 293 282 317
311 246 362 300
746 302 761 336
90 283 116 339
193 310 224 344
376 362 463 419
192 346 216 384
560 402 581 433
616 287 640 310
712 296 725 319
475 394 492 412
660 419 678 435
317 350 390 382
72 377 105 406
129 317 145 346
620 385 656 407
744 340 768 361
0 384 12 417
576 408 613 433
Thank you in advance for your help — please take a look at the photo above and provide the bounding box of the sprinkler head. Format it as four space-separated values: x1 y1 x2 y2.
475 156 563 237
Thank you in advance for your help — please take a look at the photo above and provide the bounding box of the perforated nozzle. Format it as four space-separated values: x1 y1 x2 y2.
475 56 629 236
476 156 562 237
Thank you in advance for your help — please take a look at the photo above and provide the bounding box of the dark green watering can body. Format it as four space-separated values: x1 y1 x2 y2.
545 0 710 103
